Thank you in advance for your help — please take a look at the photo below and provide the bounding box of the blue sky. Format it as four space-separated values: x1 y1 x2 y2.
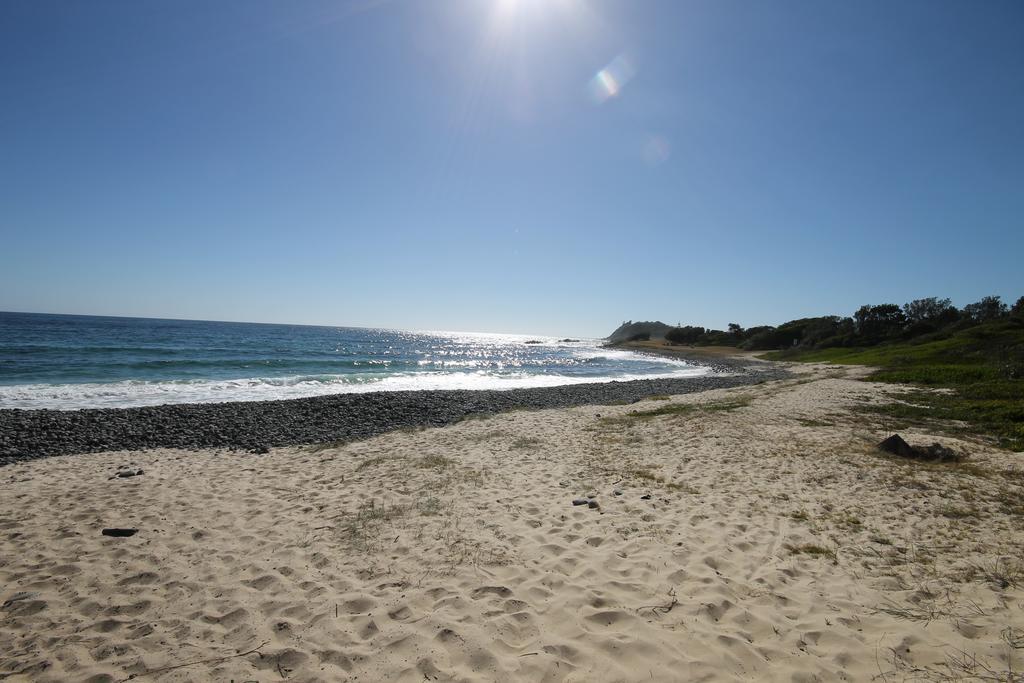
2 0 1021 337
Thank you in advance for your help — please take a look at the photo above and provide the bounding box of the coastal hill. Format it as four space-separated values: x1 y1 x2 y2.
605 320 672 344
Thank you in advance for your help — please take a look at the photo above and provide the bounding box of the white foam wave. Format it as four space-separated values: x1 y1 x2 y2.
569 345 693 366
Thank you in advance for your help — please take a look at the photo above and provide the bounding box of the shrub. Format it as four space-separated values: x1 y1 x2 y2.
1011 296 1024 319
903 297 956 324
699 329 733 345
742 327 787 350
854 303 906 341
963 295 1009 323
665 326 706 344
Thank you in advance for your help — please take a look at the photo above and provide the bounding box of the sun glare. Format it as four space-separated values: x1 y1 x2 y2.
495 0 544 16
492 0 584 23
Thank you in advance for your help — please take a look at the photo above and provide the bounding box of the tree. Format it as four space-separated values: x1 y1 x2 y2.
742 327 786 350
727 323 743 340
665 326 706 344
799 316 850 347
854 304 906 339
903 297 954 323
1010 296 1024 318
962 296 1008 322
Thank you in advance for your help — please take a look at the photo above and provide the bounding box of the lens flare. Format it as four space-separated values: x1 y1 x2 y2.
589 54 634 103
642 135 671 165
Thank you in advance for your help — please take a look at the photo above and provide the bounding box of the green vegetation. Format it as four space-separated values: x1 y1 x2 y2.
648 294 1022 352
702 397 753 412
613 402 697 419
613 293 1023 448
766 317 1024 450
963 557 1024 589
417 454 454 469
939 504 980 520
356 454 393 470
620 467 698 493
341 498 406 551
510 436 543 449
601 396 751 424
607 320 672 344
417 496 442 516
786 543 838 562
796 418 833 428
626 467 663 482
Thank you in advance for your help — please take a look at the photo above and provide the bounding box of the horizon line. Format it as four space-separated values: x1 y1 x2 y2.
0 309 596 340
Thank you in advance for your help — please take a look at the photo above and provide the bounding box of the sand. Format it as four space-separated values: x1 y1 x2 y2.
2 363 1023 682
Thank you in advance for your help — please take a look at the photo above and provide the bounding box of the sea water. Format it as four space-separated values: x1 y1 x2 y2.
0 312 709 410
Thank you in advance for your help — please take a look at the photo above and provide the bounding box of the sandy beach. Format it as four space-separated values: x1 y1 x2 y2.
2 362 1023 682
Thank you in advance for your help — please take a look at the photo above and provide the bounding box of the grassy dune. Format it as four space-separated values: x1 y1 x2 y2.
764 318 1024 450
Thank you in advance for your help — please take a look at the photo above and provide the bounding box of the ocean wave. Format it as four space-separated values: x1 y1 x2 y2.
1 347 666 377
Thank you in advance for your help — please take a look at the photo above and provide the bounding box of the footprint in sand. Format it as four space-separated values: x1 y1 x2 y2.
470 585 513 599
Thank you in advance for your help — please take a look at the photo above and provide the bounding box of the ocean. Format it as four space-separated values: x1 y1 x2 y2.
0 312 709 410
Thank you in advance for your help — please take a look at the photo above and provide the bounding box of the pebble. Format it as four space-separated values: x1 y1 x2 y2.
572 498 589 506
0 364 789 465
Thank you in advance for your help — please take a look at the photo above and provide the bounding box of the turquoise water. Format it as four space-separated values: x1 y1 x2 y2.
0 312 707 409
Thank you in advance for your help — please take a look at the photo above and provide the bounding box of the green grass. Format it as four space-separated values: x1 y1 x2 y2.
603 396 752 424
939 504 979 520
356 455 393 470
796 418 833 428
623 403 698 419
341 498 406 551
786 543 838 562
618 467 698 493
764 318 1024 451
702 397 753 412
417 496 442 516
417 454 454 469
511 436 544 449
